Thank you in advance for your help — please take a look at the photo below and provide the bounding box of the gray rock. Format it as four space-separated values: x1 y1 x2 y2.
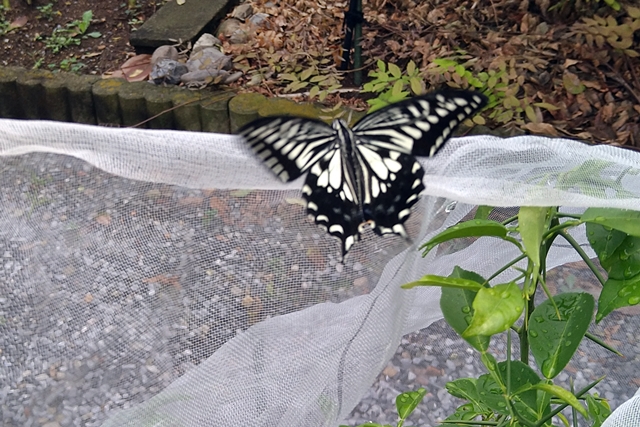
187 47 233 73
249 13 270 28
192 33 222 54
150 45 179 68
231 3 253 21
150 59 189 85
216 17 252 44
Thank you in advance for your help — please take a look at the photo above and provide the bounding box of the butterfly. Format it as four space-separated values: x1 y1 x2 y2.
238 89 488 256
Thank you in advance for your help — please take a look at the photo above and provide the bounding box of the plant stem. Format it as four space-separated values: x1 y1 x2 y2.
520 295 534 364
485 253 527 284
560 230 607 286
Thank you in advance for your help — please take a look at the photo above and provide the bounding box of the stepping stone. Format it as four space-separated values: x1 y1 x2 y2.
130 0 233 50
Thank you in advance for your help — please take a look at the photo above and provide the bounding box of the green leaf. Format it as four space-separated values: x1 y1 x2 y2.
596 275 640 321
388 62 402 79
587 222 640 281
391 80 404 98
308 85 320 100
406 60 416 76
474 206 494 220
529 292 594 378
518 207 549 266
279 73 298 82
86 31 101 38
376 59 386 73
442 402 489 425
586 394 612 427
396 388 426 420
299 67 315 82
463 282 524 337
476 373 508 413
582 208 640 237
531 383 588 418
586 222 627 272
402 275 483 291
475 361 542 421
419 219 519 256
409 76 422 95
439 267 490 352
309 75 328 83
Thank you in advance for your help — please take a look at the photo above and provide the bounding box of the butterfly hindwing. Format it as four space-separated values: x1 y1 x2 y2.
353 141 425 239
303 148 363 254
239 116 336 182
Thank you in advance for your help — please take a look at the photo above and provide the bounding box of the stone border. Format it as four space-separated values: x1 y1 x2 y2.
0 66 343 134
0 66 240 133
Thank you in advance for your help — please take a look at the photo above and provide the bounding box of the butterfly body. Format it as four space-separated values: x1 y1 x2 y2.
239 90 488 255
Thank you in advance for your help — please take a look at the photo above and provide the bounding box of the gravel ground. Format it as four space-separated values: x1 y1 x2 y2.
1 152 638 427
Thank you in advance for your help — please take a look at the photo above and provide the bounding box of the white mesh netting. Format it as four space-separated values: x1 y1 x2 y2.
1 118 639 427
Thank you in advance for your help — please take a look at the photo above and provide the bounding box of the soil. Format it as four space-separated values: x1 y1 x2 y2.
0 0 162 74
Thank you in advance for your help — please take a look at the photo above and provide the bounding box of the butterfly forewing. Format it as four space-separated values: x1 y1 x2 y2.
239 116 336 182
354 89 487 157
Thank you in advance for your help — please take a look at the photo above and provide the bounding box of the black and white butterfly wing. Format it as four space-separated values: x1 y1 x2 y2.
353 89 488 157
240 116 363 253
302 147 364 254
352 90 487 238
239 116 336 182
352 141 425 239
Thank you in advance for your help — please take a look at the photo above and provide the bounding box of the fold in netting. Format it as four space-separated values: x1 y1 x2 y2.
1 118 640 427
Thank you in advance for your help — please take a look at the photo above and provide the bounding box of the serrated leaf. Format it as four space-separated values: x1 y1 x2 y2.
309 74 328 83
279 73 298 82
391 80 404 97
628 6 640 18
299 67 315 82
529 293 594 378
388 62 402 78
309 85 320 100
409 76 423 95
533 102 560 111
406 60 416 75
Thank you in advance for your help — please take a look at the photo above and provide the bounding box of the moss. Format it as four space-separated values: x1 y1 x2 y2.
257 98 321 119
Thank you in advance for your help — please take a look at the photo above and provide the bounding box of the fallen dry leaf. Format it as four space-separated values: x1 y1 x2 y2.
8 16 28 31
118 54 152 82
522 122 560 136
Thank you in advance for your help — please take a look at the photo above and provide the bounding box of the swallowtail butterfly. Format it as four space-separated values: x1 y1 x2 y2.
239 89 487 256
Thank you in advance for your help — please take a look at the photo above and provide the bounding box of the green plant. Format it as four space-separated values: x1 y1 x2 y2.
341 388 427 427
362 60 423 112
40 10 101 54
49 56 85 73
399 206 640 426
37 2 59 21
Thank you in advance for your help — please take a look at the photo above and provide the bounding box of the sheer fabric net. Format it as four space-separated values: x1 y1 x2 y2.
0 119 639 427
